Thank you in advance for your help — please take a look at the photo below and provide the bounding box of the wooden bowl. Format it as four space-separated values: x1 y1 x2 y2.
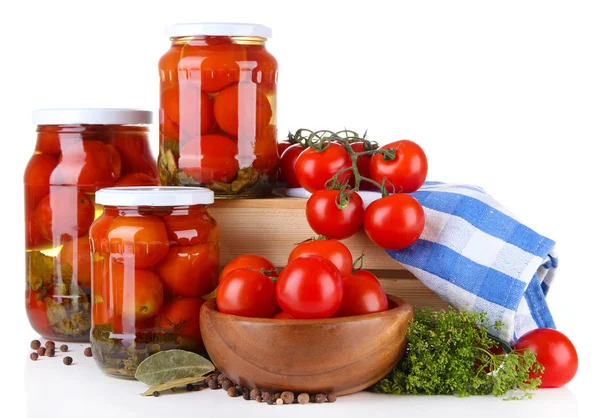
200 295 413 396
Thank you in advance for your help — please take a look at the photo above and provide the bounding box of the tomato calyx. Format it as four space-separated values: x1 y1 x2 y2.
352 252 366 274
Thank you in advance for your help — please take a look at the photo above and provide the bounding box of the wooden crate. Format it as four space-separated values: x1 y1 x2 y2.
210 198 448 311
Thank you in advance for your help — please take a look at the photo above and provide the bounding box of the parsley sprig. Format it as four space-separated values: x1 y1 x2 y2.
375 308 543 399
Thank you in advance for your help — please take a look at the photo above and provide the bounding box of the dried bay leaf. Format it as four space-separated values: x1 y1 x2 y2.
140 376 207 396
135 349 214 386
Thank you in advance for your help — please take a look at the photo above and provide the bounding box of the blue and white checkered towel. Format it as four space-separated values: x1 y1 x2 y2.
277 181 558 344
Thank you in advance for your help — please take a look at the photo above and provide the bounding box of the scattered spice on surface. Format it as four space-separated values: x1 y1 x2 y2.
327 393 337 403
276 398 284 405
222 379 233 391
186 384 194 392
208 378 219 390
281 391 294 404
45 341 55 350
60 344 69 352
84 347 93 357
250 388 260 400
46 348 55 357
315 393 327 403
30 340 41 350
37 347 46 356
153 391 160 397
30 353 39 361
297 393 310 404
63 356 73 365
227 387 239 397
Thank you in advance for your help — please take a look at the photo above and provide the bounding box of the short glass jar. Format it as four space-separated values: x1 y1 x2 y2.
90 187 219 378
25 109 156 342
158 23 278 198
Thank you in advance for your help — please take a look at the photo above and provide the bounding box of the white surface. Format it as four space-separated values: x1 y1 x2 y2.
1 0 598 417
32 108 153 125
96 186 215 206
165 22 272 39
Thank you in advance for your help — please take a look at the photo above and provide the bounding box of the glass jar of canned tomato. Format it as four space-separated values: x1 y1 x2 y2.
158 23 278 198
90 187 219 377
25 109 157 342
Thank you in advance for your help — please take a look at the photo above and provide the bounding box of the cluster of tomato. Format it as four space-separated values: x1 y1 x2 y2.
216 239 388 320
24 126 159 336
89 205 219 349
278 137 429 250
159 39 279 186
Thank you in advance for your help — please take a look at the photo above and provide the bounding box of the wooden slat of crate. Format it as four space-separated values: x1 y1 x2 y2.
210 197 448 310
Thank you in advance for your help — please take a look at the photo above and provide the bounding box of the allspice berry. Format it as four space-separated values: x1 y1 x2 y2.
30 340 41 350
60 345 68 352
315 393 327 404
63 356 73 366
30 353 39 361
227 387 238 397
46 348 55 357
298 393 310 405
153 391 160 397
327 393 337 403
217 374 227 385
250 388 260 400
37 347 46 356
242 391 250 401
276 398 284 405
281 391 294 404
45 341 55 350
208 378 219 390
84 347 93 357
222 380 233 391
186 384 194 391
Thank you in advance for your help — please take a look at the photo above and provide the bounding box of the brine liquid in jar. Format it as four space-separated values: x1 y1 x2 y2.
158 23 278 198
25 109 157 342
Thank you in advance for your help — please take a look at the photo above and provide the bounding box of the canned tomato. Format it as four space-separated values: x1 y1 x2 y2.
158 23 278 198
25 109 156 342
90 187 218 377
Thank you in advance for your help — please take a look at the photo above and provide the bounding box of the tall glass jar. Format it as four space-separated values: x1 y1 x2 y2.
25 109 157 342
158 23 278 198
90 187 219 378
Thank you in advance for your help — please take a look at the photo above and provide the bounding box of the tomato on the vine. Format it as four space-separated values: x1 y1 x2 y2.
513 328 578 388
370 140 427 193
279 144 304 187
349 142 377 190
277 141 292 158
363 194 425 250
288 239 353 277
276 255 343 319
306 190 364 240
219 254 277 283
335 270 388 317
216 269 278 318
295 142 352 192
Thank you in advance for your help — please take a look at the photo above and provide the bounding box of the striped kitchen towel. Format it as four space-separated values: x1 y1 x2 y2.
277 181 558 343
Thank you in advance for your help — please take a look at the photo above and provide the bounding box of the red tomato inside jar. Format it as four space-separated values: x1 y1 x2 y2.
24 109 157 342
90 186 218 377
158 23 278 198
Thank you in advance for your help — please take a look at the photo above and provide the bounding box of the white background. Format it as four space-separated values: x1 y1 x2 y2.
1 0 599 417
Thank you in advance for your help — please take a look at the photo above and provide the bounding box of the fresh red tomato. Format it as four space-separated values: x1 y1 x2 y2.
179 134 239 184
155 298 205 343
26 288 50 334
513 328 578 388
116 172 159 186
161 84 215 139
252 124 278 172
363 194 425 250
295 142 352 192
277 141 292 158
370 140 427 193
349 142 376 189
35 187 95 242
279 144 304 187
288 239 353 277
276 256 343 319
107 215 170 269
219 254 277 283
24 154 58 206
216 269 278 318
156 243 219 297
305 190 364 240
335 270 388 317
58 236 92 289
273 311 294 319
213 83 273 137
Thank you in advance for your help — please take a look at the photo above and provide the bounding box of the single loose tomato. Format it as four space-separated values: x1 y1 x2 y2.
54 140 122 192
219 254 277 283
288 239 353 277
213 83 273 137
58 236 92 289
335 270 388 317
156 243 219 297
24 154 58 206
513 328 578 388
252 124 278 172
364 194 425 250
108 134 160 178
216 269 278 318
306 190 364 240
295 143 352 192
107 215 169 269
161 84 215 139
273 311 294 319
179 134 239 184
370 140 427 193
276 256 343 319
26 288 50 334
163 209 216 246
35 187 95 242
279 144 304 187
155 298 205 343
116 172 159 186
112 263 164 321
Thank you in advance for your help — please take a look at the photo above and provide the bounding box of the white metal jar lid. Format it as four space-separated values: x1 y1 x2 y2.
32 108 153 125
96 187 214 207
165 22 272 39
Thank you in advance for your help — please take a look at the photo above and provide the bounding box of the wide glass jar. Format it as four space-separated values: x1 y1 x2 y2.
158 23 278 198
25 109 157 342
90 187 219 378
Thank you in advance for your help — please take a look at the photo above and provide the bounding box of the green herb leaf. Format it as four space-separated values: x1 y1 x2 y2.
140 376 207 396
135 349 214 386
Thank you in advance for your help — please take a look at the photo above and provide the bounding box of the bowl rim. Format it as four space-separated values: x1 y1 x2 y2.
201 294 413 324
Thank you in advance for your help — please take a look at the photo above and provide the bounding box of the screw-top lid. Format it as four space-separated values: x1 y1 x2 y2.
32 108 153 125
165 22 272 39
96 186 214 207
